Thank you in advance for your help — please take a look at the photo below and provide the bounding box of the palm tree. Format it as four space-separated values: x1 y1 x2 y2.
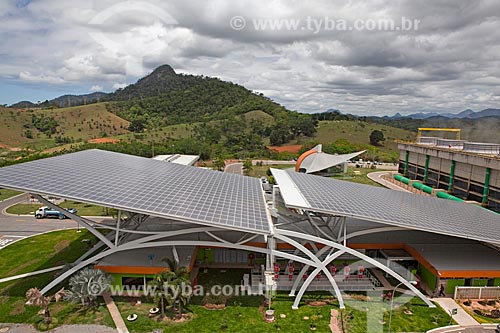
66 267 111 307
163 258 191 319
26 287 67 324
150 258 192 319
149 270 170 318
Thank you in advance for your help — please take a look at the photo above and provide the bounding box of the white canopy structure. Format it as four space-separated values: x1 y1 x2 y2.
2 149 499 309
295 144 365 174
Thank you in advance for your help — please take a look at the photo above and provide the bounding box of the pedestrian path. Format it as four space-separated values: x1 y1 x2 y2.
103 292 129 333
0 324 116 333
432 297 480 326
0 265 64 283
367 171 411 192
330 309 342 333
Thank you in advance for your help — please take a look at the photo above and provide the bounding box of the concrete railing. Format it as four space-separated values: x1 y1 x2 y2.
454 286 500 300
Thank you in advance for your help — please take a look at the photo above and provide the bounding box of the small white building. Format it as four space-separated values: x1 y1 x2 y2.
152 154 199 166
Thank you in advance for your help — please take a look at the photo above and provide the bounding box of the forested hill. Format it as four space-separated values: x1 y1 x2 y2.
110 65 317 141
109 65 206 100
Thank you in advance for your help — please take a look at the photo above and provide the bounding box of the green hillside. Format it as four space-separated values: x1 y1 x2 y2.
0 103 130 151
0 65 420 163
313 120 415 150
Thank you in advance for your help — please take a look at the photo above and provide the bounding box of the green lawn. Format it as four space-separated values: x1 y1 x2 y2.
343 293 451 333
112 292 451 333
115 294 333 333
310 120 415 153
245 163 293 178
6 200 116 216
0 229 114 329
329 167 394 187
0 229 99 284
0 188 22 201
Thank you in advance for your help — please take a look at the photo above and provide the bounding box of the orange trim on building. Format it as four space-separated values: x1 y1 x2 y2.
96 243 498 279
438 270 500 278
95 265 165 275
295 149 317 172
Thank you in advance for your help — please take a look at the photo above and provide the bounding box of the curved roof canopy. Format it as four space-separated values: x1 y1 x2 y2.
0 149 271 234
296 144 365 173
271 168 500 245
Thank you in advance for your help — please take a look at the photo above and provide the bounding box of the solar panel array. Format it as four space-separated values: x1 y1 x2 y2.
283 170 500 244
0 149 270 233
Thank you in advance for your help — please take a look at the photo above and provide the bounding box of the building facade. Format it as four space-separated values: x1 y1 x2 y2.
398 139 500 212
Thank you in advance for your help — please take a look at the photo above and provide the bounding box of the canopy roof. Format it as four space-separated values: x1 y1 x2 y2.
0 149 271 234
271 168 500 244
296 144 365 173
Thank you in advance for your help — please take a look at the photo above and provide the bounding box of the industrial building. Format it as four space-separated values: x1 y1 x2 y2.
398 130 500 212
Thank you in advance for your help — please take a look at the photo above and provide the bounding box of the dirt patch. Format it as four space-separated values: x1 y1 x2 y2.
54 240 70 253
306 301 327 307
267 145 302 153
203 303 226 310
88 138 119 144
9 300 26 316
7 258 41 276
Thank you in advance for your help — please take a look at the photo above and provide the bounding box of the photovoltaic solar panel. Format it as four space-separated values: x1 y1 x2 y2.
0 149 271 233
273 169 500 244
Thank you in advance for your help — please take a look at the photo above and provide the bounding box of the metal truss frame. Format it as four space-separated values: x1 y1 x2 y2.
34 195 434 309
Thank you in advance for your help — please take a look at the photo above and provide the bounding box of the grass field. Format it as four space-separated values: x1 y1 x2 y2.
296 120 415 153
0 103 130 151
0 188 22 201
330 166 394 187
246 163 293 178
112 292 451 333
0 229 114 328
0 230 100 294
6 200 116 216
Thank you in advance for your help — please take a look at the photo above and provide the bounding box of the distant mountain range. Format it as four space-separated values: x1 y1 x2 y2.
388 108 500 119
10 92 108 108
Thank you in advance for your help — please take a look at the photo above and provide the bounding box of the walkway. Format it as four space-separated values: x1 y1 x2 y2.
432 297 480 327
330 309 342 333
103 292 129 333
0 324 116 333
367 171 410 192
224 162 243 175
0 265 64 283
428 324 499 332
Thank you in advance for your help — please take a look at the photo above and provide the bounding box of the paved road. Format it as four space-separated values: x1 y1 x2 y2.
0 194 79 239
0 194 110 247
224 162 243 175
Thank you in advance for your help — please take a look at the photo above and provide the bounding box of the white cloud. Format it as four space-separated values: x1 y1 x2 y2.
112 82 127 89
19 71 65 84
90 85 103 92
1 0 500 114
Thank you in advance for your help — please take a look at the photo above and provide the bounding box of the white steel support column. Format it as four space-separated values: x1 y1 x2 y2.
343 217 347 247
267 236 276 271
115 210 121 247
33 194 114 249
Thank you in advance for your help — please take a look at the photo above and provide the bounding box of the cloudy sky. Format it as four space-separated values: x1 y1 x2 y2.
1 0 500 115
